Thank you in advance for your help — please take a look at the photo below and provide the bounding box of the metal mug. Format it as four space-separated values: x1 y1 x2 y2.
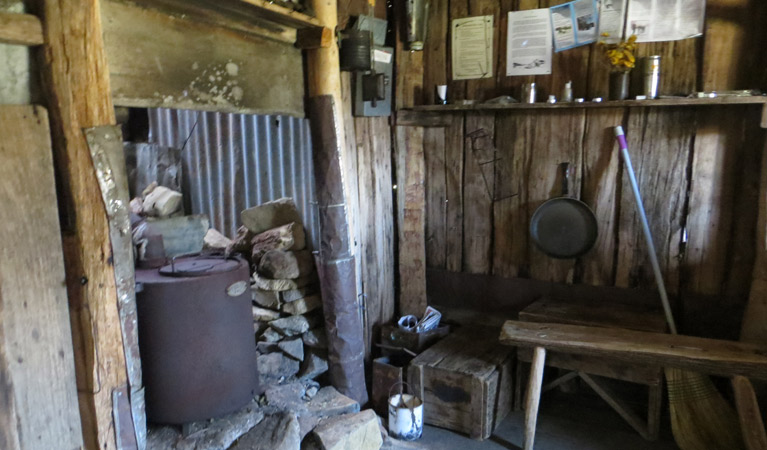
522 82 537 103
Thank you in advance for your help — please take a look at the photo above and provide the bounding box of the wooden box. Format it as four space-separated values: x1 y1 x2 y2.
408 326 514 440
371 355 408 417
380 324 450 355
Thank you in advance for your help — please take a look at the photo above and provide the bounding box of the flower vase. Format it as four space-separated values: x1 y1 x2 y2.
609 71 631 101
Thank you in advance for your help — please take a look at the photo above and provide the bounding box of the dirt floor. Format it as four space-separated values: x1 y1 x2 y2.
417 390 679 450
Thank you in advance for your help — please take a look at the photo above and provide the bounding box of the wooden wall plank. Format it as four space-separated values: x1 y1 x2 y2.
743 136 767 344
34 0 128 447
635 40 698 97
395 0 423 108
463 113 495 274
445 114 465 272
466 0 501 101
723 114 762 302
395 126 428 315
586 40 610 99
536 0 591 100
702 0 754 91
616 107 695 295
355 116 395 358
423 0 449 105
368 116 396 335
577 108 624 286
447 0 468 103
527 110 586 283
496 0 537 98
0 105 83 450
685 107 745 296
493 111 536 278
425 127 448 268
683 107 761 338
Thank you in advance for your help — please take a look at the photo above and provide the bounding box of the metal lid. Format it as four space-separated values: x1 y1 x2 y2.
159 256 241 278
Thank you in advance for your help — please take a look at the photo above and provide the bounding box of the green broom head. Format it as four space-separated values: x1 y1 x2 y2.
666 368 744 450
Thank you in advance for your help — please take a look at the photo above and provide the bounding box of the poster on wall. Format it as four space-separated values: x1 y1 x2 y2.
550 0 599 52
506 9 553 76
626 0 705 42
598 0 627 43
452 15 494 80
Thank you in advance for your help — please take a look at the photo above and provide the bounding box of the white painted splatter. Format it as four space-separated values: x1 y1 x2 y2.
231 86 244 102
225 62 239 77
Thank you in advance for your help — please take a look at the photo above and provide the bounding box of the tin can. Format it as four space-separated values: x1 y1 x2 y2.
523 82 537 103
642 56 661 99
561 81 573 102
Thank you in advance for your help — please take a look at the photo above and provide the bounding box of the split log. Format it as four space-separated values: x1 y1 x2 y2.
258 250 315 279
242 198 303 234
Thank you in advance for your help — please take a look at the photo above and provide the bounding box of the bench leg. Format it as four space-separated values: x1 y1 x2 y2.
647 380 663 441
524 347 546 450
732 375 767 450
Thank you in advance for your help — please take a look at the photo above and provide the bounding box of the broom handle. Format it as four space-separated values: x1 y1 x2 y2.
614 126 678 335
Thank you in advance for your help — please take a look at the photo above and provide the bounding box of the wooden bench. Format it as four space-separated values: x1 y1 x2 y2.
516 297 667 441
500 320 767 450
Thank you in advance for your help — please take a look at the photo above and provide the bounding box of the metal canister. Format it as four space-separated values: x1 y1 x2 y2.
136 255 259 424
339 30 372 72
523 82 537 103
406 0 428 51
642 56 661 99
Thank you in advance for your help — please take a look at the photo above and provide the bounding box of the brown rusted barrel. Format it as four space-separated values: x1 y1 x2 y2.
136 255 259 424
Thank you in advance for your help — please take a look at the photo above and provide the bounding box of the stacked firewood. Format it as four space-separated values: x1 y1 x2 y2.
224 198 328 387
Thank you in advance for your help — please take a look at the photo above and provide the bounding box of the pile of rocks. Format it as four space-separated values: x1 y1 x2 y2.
225 198 329 387
147 379 423 450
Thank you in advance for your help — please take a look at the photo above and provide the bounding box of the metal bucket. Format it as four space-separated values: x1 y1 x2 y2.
388 383 423 441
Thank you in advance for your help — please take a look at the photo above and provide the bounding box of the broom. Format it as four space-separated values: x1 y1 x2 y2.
614 126 744 450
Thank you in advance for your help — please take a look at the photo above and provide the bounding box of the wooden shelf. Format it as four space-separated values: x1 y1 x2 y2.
0 12 44 46
238 0 321 29
410 96 767 112
128 0 322 43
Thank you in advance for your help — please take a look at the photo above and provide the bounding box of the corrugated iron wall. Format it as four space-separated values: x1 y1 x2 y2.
147 108 318 249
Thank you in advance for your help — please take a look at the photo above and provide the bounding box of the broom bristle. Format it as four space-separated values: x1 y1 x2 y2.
666 368 744 450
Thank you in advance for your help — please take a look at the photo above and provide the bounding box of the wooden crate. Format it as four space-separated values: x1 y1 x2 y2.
371 355 408 417
408 326 514 440
380 324 450 354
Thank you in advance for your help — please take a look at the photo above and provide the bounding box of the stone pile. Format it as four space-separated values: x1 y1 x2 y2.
225 198 329 387
146 378 423 450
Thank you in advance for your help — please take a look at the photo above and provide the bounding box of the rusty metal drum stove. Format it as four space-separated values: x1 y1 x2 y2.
136 254 259 424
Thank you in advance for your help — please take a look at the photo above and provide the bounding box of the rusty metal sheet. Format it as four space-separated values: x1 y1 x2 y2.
147 108 318 249
123 142 183 199
86 126 146 449
112 386 138 450
309 95 367 405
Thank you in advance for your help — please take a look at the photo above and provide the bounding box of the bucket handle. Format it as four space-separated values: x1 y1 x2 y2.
389 381 417 412
389 381 409 404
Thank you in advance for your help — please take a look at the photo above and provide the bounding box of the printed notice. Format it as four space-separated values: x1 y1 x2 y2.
598 0 627 43
506 9 552 76
626 0 705 42
550 0 599 52
452 15 494 80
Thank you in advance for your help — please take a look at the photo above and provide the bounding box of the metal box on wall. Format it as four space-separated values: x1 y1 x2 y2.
353 46 394 117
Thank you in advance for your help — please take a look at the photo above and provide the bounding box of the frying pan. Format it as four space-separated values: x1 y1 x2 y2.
530 162 598 259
